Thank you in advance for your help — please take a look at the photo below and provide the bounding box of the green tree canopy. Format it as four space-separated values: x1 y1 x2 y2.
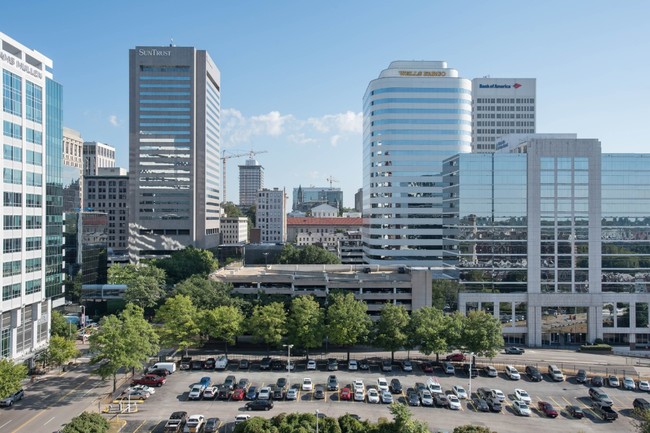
61 412 109 433
431 279 462 310
173 275 246 310
200 305 244 353
389 402 429 433
279 244 341 264
453 426 498 433
154 294 200 356
151 246 218 285
51 310 75 340
409 307 449 360
108 263 167 308
287 295 324 356
460 310 505 358
0 359 27 399
222 201 243 217
46 335 80 367
326 293 371 360
373 303 410 362
247 302 287 351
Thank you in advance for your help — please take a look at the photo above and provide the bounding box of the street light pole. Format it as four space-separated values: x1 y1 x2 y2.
283 344 293 373
468 352 474 398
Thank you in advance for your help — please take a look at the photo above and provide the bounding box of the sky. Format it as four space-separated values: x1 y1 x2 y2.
2 1 649 208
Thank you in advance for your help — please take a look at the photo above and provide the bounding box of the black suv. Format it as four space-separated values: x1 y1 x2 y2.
463 363 478 377
327 375 339 391
575 369 587 384
389 378 402 394
525 365 543 382
259 357 272 370
634 398 650 411
179 357 192 370
245 399 274 411
327 358 339 371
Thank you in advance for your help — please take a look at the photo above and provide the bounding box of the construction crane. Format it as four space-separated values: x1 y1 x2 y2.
221 149 268 202
326 175 339 189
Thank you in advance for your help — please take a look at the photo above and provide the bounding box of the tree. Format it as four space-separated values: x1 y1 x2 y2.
446 311 465 350
108 263 167 309
46 335 80 367
64 271 83 303
151 246 218 285
247 302 287 352
200 305 244 353
222 201 243 217
287 296 324 358
233 416 274 433
61 411 109 433
326 293 371 361
155 294 200 356
431 279 462 311
460 310 505 358
634 407 650 433
120 303 160 370
408 307 449 362
389 402 429 433
0 359 27 400
373 303 410 362
51 310 75 340
453 426 497 433
173 275 246 310
278 244 341 264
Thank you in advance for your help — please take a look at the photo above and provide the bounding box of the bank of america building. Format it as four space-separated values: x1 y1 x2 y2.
128 46 221 260
1 33 63 362
444 134 650 348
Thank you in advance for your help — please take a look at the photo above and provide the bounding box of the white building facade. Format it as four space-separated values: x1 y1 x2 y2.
362 61 472 266
471 78 536 153
256 188 286 243
220 216 248 244
83 141 115 176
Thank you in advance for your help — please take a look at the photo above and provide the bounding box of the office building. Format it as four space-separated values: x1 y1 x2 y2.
63 211 108 286
220 216 248 244
256 188 286 243
239 158 263 207
128 45 221 260
444 134 650 348
292 186 343 212
63 128 83 171
354 188 363 212
83 141 115 176
338 231 364 264
287 215 362 252
1 32 63 363
84 167 129 257
471 78 536 153
362 61 471 266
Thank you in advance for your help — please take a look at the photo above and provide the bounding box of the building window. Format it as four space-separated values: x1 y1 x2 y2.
25 279 41 295
3 260 21 277
1 328 10 358
3 120 21 139
3 215 21 230
3 238 21 253
2 283 21 300
4 144 22 162
26 236 41 251
3 70 22 116
3 168 22 185
3 192 21 207
25 81 43 123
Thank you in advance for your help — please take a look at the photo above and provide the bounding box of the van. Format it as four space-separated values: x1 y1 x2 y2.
149 362 176 374
548 364 564 381
215 355 228 370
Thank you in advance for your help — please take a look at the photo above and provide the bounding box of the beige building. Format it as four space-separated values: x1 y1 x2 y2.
287 216 362 252
83 141 115 176
63 127 84 170
220 216 248 244
213 264 438 318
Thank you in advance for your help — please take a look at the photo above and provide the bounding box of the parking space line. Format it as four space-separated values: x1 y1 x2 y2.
132 419 147 433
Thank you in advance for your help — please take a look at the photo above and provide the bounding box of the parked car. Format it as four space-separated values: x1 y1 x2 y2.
245 400 273 411
190 360 203 370
214 356 228 370
272 386 284 400
634 398 650 411
483 365 497 377
421 362 434 373
148 368 171 377
390 378 402 394
381 359 392 372
490 389 505 402
414 382 427 393
223 375 236 390
607 375 620 387
447 394 461 410
314 385 325 400
257 387 272 400
576 369 587 383
525 365 543 382
446 352 465 362
592 375 605 387
163 411 187 432
340 387 352 401
188 385 205 400
203 386 217 400
286 387 298 400
623 376 636 390
199 377 211 387
427 379 442 395
184 415 205 433
566 405 585 418
259 357 272 370
589 387 614 406
538 401 558 418
452 385 468 399
434 392 449 407
505 347 525 355
122 389 150 400
514 388 531 404
442 362 455 375
463 363 478 377
217 386 232 400
327 358 339 371
179 357 192 370
513 400 531 416
407 388 420 406
275 377 287 391
327 375 339 391
203 358 216 369
302 378 313 391
505 365 521 380
359 359 370 370
132 374 165 387
419 389 434 406
640 380 650 391
381 390 393 404
231 388 245 401
245 386 258 400
592 402 618 420
353 379 364 393
271 360 285 371
477 387 492 400
239 359 250 370
129 384 156 395
367 388 380 403
473 397 490 412
377 378 389 392
354 389 365 401
401 360 413 372
204 418 220 433
307 360 317 370
486 396 502 412
234 414 251 425
238 378 251 391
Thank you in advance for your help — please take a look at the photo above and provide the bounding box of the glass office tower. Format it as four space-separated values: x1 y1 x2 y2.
128 46 221 260
362 61 471 266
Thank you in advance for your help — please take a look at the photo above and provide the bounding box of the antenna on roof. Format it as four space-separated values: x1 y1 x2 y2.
170 38 175 47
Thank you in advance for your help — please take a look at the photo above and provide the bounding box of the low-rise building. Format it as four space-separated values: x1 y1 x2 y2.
220 216 248 244
287 216 362 252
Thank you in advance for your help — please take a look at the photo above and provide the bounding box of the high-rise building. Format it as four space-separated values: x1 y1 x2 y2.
239 158 263 207
128 45 221 260
292 186 343 212
362 61 471 266
63 127 83 171
471 78 536 153
256 188 286 243
62 128 83 212
84 167 129 257
63 211 108 286
1 32 63 363
444 134 650 348
83 141 115 176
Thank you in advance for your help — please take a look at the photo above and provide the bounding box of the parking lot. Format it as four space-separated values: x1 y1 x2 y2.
117 356 642 432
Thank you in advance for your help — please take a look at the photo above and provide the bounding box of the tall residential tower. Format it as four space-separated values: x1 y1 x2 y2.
128 45 221 260
362 61 471 266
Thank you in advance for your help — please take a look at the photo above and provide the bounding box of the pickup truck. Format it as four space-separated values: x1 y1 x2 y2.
592 402 618 421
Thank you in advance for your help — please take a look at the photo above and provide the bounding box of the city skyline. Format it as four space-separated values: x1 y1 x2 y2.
1 1 648 207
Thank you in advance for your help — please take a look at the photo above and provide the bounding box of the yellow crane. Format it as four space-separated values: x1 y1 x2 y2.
221 149 268 202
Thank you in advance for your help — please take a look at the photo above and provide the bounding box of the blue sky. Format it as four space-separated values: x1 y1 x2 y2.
2 1 648 207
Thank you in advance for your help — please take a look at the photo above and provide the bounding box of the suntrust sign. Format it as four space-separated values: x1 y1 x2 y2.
0 51 43 79
138 48 172 57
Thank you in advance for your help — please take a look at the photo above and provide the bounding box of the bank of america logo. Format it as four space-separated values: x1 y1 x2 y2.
513 83 522 89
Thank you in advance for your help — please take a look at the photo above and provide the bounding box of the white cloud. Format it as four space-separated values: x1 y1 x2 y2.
308 111 362 134
108 115 119 127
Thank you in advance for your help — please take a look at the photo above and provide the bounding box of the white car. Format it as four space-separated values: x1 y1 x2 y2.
512 400 531 416
377 378 389 392
348 360 358 370
639 380 650 391
257 386 272 400
505 365 521 380
185 415 205 432
353 379 364 393
401 360 413 372
428 380 442 394
188 384 205 400
367 388 380 403
420 390 434 406
306 360 317 370
452 385 468 399
447 394 461 410
354 389 365 401
129 384 155 395
302 378 313 391
483 365 498 377
490 389 505 402
234 414 251 425
202 386 217 399
514 388 531 404
623 376 636 390
381 390 393 404
286 388 298 400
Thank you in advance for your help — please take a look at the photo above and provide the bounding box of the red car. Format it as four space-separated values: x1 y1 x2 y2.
231 388 245 401
421 362 434 373
340 387 352 401
445 353 465 362
132 374 166 387
537 401 558 418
